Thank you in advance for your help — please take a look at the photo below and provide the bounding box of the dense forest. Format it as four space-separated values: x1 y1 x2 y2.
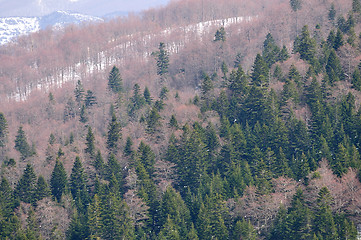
1 0 361 239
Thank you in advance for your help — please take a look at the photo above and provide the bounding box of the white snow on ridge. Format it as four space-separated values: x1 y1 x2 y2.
0 17 40 45
0 11 103 45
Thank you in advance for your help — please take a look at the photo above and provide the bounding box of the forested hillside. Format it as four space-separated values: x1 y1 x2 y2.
1 0 361 239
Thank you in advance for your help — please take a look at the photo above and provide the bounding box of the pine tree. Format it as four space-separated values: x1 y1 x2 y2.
143 87 152 104
169 115 179 129
294 25 317 64
85 90 97 107
88 194 103 239
154 42 169 77
108 66 123 93
70 156 89 211
128 84 146 117
214 27 226 42
334 29 344 50
107 113 121 153
36 175 50 201
63 97 77 121
79 104 88 123
251 54 269 87
0 176 18 218
124 136 133 157
262 33 280 67
353 0 361 12
94 150 105 176
328 4 336 21
326 49 343 84
14 126 32 159
159 86 169 100
85 126 95 157
15 164 37 204
352 68 361 91
0 112 8 147
50 160 67 202
74 80 85 104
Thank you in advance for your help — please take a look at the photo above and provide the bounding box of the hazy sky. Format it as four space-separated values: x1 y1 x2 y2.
0 0 172 17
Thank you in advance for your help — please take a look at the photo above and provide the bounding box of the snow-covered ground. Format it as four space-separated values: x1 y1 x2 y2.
6 15 255 101
0 11 103 45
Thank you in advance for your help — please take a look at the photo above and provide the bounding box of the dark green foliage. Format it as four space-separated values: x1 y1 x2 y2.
79 104 88 123
108 66 123 93
85 126 95 157
251 54 269 87
124 136 134 157
64 97 77 121
169 115 179 129
70 157 89 212
262 33 281 67
290 0 302 12
74 80 85 103
138 141 156 177
233 219 257 240
326 49 343 84
159 86 169 100
129 84 146 116
15 164 37 204
294 25 317 63
0 112 7 147
107 113 122 153
352 68 361 90
50 160 67 202
214 26 226 42
154 42 169 77
36 175 51 201
353 0 361 12
328 4 336 21
0 176 18 218
14 126 33 159
147 107 162 133
279 45 289 62
143 87 152 104
85 90 97 107
334 29 344 50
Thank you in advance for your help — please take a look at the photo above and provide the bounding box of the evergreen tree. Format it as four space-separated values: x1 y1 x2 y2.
124 136 134 157
147 107 162 134
294 25 317 64
94 150 105 176
88 194 103 239
0 112 8 147
50 160 67 202
169 115 179 129
79 104 88 123
70 157 89 212
36 175 50 201
262 33 280 67
154 42 169 77
328 4 336 21
108 66 123 93
128 84 146 117
74 80 85 104
326 49 343 84
63 97 77 121
85 90 97 107
0 176 18 218
251 54 269 87
353 0 361 13
143 87 152 104
352 68 361 91
214 27 226 42
15 164 37 204
334 29 344 50
159 86 169 100
107 113 122 153
85 126 95 157
234 219 257 240
279 45 289 62
14 126 32 159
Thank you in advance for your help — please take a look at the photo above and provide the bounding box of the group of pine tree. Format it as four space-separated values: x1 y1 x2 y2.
2 1 361 239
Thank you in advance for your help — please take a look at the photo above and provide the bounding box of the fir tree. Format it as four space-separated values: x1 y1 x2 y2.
169 115 179 129
352 68 361 91
36 175 50 201
0 112 8 147
74 80 85 104
85 126 95 157
147 107 161 134
79 104 88 123
14 126 32 159
326 49 343 84
143 86 152 104
107 113 122 153
159 86 169 100
262 33 280 67
108 66 123 93
50 160 67 202
214 27 226 42
328 4 336 21
124 136 134 157
251 54 269 87
154 42 169 77
70 157 89 211
15 164 37 204
85 90 97 107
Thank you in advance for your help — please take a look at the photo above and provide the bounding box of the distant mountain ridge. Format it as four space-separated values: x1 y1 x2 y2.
0 11 103 45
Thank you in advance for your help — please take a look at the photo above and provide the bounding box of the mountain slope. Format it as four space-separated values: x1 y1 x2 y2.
0 11 103 45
